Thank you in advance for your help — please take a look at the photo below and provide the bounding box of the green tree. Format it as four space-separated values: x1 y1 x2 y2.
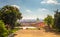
36 18 40 22
0 20 8 37
44 15 53 28
0 5 22 29
54 9 60 31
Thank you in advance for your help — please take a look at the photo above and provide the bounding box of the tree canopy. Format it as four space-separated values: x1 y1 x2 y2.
0 20 8 37
0 5 22 29
54 9 60 31
44 15 53 28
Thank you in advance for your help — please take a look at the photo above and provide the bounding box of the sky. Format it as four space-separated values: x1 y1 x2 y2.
0 0 60 19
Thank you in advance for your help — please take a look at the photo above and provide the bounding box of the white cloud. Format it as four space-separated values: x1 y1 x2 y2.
41 0 60 5
25 10 32 13
22 8 54 19
11 5 20 9
37 8 54 19
38 8 47 11
37 8 50 12
22 16 37 19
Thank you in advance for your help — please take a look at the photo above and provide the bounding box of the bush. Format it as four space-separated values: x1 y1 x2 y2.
0 20 8 37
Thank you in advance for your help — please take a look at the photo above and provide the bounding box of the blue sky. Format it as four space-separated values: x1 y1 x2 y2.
0 0 60 19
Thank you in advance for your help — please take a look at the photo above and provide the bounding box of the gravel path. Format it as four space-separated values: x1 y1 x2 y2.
14 29 60 37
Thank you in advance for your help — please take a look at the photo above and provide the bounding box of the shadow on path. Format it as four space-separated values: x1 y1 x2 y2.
43 26 60 35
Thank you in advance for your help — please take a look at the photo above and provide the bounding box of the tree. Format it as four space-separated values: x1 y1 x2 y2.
44 15 53 29
36 18 40 22
0 5 22 29
0 20 8 37
54 9 60 31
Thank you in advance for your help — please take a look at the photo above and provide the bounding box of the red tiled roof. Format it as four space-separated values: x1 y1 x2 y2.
36 22 45 27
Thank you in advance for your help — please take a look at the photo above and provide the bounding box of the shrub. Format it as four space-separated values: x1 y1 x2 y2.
0 20 8 37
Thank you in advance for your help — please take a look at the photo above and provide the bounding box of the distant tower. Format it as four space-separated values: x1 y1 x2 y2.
36 18 40 23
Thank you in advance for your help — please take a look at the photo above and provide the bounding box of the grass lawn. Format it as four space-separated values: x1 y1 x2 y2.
11 28 20 33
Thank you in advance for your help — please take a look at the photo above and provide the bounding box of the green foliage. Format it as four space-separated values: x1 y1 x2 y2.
0 20 8 37
54 9 60 31
0 5 22 29
36 18 40 22
36 18 40 21
44 15 53 27
11 28 20 33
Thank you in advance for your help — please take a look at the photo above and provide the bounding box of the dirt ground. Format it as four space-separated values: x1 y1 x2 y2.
14 29 60 37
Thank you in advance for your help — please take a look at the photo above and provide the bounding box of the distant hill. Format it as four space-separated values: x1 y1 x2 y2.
19 19 43 23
